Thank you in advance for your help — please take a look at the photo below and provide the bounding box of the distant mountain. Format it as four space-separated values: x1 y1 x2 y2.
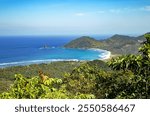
64 33 147 55
145 32 150 34
64 36 102 48
99 34 141 54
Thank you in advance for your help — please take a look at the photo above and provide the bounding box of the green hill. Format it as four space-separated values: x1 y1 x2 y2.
64 34 147 55
64 36 102 48
100 34 141 54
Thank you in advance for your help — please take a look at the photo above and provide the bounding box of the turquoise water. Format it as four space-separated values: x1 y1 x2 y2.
0 36 110 67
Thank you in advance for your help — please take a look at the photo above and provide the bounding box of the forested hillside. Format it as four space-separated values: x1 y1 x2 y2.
0 61 83 93
65 34 147 55
64 36 102 48
0 34 149 99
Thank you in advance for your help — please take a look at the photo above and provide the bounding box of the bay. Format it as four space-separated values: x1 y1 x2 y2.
0 36 110 67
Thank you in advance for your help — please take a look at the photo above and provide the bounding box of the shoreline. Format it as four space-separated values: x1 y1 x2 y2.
88 48 111 60
0 48 113 68
0 59 81 68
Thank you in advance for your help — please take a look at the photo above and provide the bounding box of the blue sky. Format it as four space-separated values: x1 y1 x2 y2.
0 0 150 35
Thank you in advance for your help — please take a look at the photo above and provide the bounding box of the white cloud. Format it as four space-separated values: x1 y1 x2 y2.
143 6 150 11
75 13 85 16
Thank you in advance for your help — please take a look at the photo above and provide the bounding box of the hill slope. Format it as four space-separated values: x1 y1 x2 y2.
64 36 102 48
64 34 146 55
100 34 142 54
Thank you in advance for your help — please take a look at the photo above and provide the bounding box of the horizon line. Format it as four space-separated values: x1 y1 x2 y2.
0 33 146 37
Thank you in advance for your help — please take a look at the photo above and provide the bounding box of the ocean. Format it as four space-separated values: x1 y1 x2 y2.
0 36 110 68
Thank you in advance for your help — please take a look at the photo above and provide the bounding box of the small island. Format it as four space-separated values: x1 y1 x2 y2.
43 44 49 49
40 44 50 49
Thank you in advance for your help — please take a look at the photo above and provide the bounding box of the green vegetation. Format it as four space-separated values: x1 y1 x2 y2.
0 61 82 79
64 34 147 55
0 34 149 99
0 74 94 99
64 36 102 48
0 78 12 93
107 34 150 98
100 34 140 54
0 61 83 93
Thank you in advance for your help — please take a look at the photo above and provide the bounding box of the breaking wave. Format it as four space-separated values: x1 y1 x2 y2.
0 59 79 68
89 48 111 60
0 48 111 68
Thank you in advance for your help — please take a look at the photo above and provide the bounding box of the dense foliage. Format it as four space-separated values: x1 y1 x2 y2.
0 61 82 93
63 64 97 95
0 61 82 79
0 34 149 99
108 34 150 98
0 74 95 99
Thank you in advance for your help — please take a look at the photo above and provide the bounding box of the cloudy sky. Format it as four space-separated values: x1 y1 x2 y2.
0 0 150 35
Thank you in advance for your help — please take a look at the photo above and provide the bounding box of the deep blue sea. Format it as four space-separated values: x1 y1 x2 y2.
0 36 110 68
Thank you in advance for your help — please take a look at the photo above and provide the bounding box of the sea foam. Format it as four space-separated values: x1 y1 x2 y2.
0 48 111 68
89 48 111 60
0 59 79 68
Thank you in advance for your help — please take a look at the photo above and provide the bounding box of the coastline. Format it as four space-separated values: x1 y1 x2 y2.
0 59 80 68
0 48 113 68
89 48 112 60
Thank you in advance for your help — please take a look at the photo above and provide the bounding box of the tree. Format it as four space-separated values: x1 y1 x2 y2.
108 34 150 98
0 74 95 99
63 64 97 95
